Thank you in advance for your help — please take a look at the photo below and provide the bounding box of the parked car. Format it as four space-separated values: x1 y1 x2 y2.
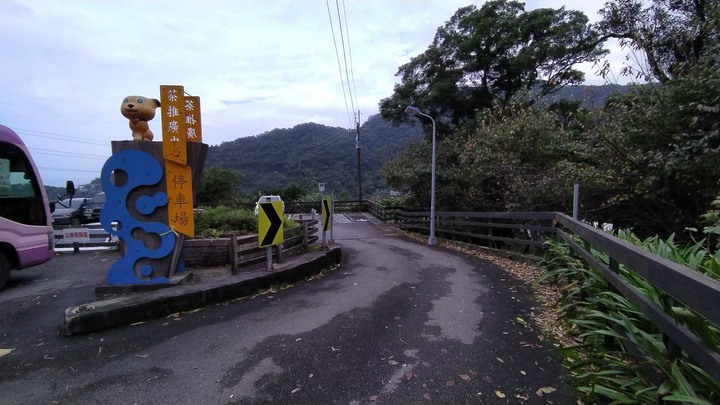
83 192 105 222
52 198 88 226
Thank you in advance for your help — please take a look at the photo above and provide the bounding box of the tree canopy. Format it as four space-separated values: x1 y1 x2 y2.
380 0 720 240
379 0 607 135
596 0 720 83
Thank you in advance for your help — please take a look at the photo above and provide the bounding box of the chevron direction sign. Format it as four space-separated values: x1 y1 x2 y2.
258 201 284 248
322 196 331 232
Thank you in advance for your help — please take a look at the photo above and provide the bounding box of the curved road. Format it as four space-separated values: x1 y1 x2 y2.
0 220 575 404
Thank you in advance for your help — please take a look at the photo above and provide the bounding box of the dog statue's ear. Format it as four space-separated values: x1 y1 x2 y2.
152 99 161 108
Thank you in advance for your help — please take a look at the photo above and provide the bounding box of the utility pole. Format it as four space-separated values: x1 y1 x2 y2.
356 110 362 212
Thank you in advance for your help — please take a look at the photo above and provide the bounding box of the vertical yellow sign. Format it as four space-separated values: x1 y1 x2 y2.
165 160 194 237
185 96 202 143
160 85 187 165
322 196 331 232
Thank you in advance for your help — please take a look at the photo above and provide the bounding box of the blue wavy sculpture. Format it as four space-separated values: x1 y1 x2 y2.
100 149 177 285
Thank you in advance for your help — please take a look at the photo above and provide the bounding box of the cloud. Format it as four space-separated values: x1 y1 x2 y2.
0 0 635 187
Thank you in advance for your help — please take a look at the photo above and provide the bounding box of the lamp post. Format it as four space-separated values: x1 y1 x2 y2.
404 105 438 246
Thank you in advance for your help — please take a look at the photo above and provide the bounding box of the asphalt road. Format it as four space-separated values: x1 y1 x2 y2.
0 221 576 404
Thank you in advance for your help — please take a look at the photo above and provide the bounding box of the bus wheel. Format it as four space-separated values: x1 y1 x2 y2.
0 253 9 290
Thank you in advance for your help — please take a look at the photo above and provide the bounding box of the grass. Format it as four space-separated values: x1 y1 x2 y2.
541 231 720 404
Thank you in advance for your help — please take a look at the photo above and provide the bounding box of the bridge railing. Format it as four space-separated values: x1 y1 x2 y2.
393 208 720 385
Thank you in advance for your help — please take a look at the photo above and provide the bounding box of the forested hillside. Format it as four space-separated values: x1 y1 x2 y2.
203 114 424 197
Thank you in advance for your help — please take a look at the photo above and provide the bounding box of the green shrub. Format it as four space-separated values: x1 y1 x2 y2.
194 206 257 237
542 231 720 404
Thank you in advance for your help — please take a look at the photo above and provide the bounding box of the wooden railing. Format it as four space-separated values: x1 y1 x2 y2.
393 209 720 384
396 210 557 255
553 213 720 383
181 219 319 273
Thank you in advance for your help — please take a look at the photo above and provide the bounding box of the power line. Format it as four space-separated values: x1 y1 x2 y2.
335 0 357 122
13 128 108 146
326 0 354 129
37 166 101 174
30 148 109 160
340 0 359 119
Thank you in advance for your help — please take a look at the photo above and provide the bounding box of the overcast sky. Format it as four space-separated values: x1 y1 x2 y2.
1 0 634 187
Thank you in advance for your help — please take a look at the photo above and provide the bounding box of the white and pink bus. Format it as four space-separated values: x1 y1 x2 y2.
0 125 55 289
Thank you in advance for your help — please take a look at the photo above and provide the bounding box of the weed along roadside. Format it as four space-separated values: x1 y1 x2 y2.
63 217 339 335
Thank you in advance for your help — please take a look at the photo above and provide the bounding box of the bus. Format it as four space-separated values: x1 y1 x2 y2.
0 125 56 289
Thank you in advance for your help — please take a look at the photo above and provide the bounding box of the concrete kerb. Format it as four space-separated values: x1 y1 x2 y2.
64 245 342 335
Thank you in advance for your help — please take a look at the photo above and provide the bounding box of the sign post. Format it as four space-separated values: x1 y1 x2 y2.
257 196 284 271
321 195 331 250
160 84 203 277
329 196 334 244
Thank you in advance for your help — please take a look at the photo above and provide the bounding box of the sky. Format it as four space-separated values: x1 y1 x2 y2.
1 0 636 187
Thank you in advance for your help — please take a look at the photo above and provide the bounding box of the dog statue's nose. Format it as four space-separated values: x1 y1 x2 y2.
127 104 134 108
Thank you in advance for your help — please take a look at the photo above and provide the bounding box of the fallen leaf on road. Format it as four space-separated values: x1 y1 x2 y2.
496 357 504 363
44 354 55 360
520 370 526 375
295 338 302 342
388 360 398 365
446 380 455 386
405 371 414 381
308 373 314 378
536 386 556 396
369 395 378 401
0 348 14 358
423 393 431 400
291 387 302 394
459 374 471 381
495 390 506 398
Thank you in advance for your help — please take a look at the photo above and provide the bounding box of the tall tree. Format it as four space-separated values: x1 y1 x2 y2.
597 0 720 83
196 167 243 207
379 0 607 135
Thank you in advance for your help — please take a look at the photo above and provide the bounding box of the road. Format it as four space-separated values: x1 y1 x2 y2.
0 219 575 404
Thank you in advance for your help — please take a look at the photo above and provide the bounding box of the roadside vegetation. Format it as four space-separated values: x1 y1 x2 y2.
537 197 720 404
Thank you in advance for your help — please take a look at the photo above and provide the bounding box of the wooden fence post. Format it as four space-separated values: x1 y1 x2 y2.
303 220 309 248
230 234 238 275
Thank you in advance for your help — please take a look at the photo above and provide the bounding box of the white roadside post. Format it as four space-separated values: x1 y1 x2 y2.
319 183 326 249
329 195 334 244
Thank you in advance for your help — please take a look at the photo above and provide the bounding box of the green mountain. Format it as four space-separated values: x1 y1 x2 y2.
204 114 424 198
543 83 633 109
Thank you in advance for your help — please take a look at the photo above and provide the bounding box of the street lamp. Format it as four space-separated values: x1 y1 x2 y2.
404 105 438 246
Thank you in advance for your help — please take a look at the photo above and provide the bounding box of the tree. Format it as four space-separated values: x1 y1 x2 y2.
379 0 607 135
579 53 720 237
196 167 243 207
596 0 720 83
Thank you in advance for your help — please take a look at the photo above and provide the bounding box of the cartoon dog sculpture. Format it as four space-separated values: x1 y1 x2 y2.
121 96 161 141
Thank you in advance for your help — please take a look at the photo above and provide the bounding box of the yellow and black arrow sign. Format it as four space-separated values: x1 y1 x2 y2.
258 202 284 247
321 197 331 232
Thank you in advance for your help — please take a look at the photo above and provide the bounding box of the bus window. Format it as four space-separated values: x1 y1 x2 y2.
0 144 45 226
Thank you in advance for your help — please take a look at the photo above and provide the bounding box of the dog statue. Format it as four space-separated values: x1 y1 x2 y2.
120 96 161 141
